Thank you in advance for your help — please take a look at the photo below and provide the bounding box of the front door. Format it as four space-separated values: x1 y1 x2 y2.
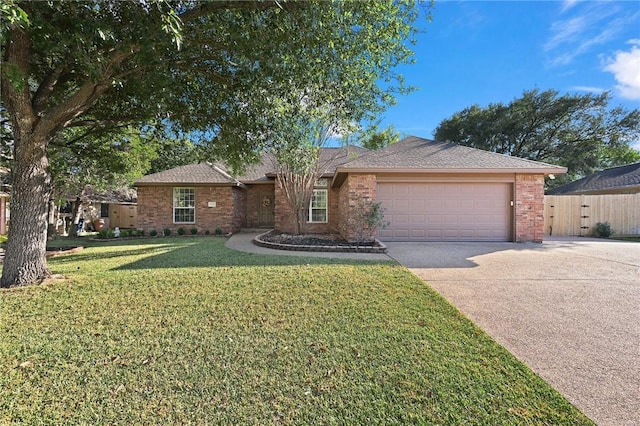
258 193 275 227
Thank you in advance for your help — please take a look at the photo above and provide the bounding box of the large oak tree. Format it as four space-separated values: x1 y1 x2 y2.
434 89 640 186
1 0 426 287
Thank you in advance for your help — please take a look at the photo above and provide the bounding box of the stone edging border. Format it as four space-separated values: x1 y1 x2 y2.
253 230 388 254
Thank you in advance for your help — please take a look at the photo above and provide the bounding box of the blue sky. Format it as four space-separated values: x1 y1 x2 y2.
378 0 640 140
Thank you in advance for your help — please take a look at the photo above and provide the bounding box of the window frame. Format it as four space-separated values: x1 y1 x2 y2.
173 187 196 224
308 188 328 223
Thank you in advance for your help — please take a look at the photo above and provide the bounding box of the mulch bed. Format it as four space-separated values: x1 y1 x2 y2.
254 231 387 254
260 232 377 247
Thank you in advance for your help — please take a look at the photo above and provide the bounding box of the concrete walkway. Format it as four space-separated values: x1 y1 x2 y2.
386 238 640 426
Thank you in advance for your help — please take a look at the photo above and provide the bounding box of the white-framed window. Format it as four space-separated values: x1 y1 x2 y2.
308 188 328 223
173 187 195 223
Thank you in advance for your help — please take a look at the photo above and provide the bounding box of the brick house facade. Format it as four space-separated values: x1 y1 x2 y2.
135 137 565 242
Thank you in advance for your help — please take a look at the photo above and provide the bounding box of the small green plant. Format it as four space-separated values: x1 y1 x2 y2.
343 197 389 244
163 228 172 236
121 230 132 238
137 229 145 237
97 229 115 239
149 229 158 237
204 229 210 235
594 222 613 238
214 227 223 235
190 227 198 235
177 227 186 235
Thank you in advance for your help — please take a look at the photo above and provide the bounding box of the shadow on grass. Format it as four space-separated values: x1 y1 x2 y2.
91 237 392 270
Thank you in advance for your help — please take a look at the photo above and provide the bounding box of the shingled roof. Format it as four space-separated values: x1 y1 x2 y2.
135 137 566 187
338 136 567 172
546 162 640 195
135 163 242 186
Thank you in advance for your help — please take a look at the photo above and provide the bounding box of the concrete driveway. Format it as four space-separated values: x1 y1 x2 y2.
386 238 640 426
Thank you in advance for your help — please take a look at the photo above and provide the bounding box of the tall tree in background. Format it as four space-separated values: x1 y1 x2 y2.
1 0 427 287
434 89 640 186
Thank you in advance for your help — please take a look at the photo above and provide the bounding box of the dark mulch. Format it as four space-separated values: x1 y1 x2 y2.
260 232 376 247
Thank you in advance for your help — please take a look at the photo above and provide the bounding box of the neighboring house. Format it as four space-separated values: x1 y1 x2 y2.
61 187 138 233
79 187 138 230
546 162 640 195
135 136 566 242
0 191 8 235
544 162 640 236
0 167 11 234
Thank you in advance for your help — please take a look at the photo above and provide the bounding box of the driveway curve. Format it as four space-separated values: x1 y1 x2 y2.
386 237 640 426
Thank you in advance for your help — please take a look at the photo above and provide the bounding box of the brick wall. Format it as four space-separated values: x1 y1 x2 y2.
274 182 339 234
338 173 377 241
136 185 245 234
514 174 545 242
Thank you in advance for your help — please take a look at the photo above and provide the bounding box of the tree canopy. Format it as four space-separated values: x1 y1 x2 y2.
0 0 428 287
434 89 640 186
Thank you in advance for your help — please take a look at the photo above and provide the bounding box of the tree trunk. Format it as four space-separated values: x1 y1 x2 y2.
1 133 52 288
68 197 82 238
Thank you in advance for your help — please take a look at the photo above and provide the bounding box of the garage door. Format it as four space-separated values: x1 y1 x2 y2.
377 182 512 241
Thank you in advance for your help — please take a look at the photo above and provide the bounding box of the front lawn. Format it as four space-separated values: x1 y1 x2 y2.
1 237 592 424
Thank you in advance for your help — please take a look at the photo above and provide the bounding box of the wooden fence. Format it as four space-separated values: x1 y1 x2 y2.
544 193 640 237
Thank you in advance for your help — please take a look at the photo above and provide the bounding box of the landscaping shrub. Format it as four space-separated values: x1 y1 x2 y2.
190 227 198 235
204 229 210 235
342 197 389 243
215 227 223 235
137 229 145 237
97 229 114 239
594 222 613 238
177 227 186 235
149 230 158 237
163 228 172 236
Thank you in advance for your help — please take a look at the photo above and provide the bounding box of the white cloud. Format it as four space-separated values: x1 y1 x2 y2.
544 3 639 67
604 41 640 100
570 86 606 94
561 0 580 13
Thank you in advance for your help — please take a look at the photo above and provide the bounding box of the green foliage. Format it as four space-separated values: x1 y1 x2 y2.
177 227 186 236
163 228 171 237
593 222 613 238
359 125 400 150
345 197 390 243
190 227 198 235
434 89 640 187
204 229 210 235
149 229 158 237
97 229 114 239
214 228 222 236
0 237 592 424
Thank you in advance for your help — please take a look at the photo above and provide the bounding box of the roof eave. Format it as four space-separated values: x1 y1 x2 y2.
335 166 568 175
134 181 247 189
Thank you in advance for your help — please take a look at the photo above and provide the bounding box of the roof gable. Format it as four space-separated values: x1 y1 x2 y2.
547 162 640 195
135 163 240 185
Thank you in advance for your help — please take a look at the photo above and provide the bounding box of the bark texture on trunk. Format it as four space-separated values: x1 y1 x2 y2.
1 134 52 287
68 197 82 238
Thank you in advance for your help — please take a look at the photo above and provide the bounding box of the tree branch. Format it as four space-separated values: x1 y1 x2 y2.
32 64 67 114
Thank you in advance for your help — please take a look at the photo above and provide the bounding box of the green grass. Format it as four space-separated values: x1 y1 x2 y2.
611 236 640 242
1 237 593 425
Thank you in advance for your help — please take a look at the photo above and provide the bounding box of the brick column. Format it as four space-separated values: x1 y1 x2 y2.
338 173 377 241
514 174 545 242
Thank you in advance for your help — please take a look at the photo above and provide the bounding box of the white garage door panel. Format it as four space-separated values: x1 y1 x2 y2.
378 182 511 242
